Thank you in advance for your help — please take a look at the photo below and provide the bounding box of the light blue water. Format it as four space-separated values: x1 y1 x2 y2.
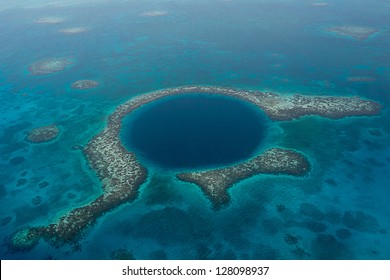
0 0 389 260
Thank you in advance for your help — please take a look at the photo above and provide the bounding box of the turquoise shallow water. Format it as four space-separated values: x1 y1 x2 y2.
0 0 389 259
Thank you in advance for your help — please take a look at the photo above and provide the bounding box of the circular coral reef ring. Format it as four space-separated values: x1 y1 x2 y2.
27 57 76 76
82 85 381 209
9 86 382 251
25 124 60 143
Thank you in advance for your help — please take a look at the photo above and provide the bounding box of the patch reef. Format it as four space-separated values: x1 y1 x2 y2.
25 124 59 143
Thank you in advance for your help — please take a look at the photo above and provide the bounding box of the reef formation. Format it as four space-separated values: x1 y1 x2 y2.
177 148 310 209
25 124 59 143
34 16 65 24
59 27 89 34
28 58 75 75
9 86 382 251
141 10 168 17
327 26 378 40
310 2 328 6
71 80 100 90
347 77 376 83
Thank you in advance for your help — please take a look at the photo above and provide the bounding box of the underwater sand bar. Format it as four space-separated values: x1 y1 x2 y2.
177 148 310 209
9 86 382 250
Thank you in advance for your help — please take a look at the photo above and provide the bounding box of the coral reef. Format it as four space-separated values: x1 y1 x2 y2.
310 2 328 6
336 228 352 239
25 125 59 143
59 27 88 34
38 181 49 188
299 203 325 220
110 249 135 260
284 233 300 245
342 210 379 233
1 216 12 226
31 196 42 205
141 10 168 17
177 148 310 209
71 80 100 90
347 77 376 82
28 58 75 75
34 16 65 24
9 156 25 165
8 227 41 252
327 26 378 40
16 178 27 186
9 86 382 250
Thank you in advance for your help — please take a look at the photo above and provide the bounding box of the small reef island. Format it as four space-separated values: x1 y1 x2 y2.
327 26 378 40
28 58 75 76
347 77 376 83
25 125 60 143
141 10 169 17
310 2 328 6
71 79 100 90
59 27 89 34
34 16 65 25
9 86 382 251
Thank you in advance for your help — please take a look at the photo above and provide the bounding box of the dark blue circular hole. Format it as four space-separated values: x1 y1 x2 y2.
121 94 268 170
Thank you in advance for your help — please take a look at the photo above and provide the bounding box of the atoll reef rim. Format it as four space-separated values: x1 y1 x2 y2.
8 85 382 252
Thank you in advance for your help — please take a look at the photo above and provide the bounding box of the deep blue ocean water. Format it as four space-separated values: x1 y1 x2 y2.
0 0 389 260
122 94 267 170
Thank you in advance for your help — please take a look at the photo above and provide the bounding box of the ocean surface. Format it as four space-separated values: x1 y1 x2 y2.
0 0 389 260
121 93 267 170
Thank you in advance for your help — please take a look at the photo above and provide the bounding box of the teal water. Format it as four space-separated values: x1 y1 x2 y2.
0 0 389 260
